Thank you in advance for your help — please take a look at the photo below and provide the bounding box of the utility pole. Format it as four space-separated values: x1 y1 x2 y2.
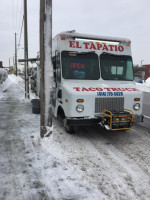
13 56 15 65
15 33 17 76
9 58 10 67
141 60 144 67
40 0 53 138
24 0 29 98
141 60 144 79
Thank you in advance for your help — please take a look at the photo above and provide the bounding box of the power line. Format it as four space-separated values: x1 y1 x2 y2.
17 0 23 34
12 0 23 33
15 0 19 32
12 0 15 33
18 15 24 46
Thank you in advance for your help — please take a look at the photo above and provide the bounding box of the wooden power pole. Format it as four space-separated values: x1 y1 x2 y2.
15 33 17 76
40 0 53 138
9 58 10 68
24 0 29 98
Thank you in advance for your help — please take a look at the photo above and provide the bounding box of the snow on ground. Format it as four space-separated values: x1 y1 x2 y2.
0 74 25 100
0 74 37 101
136 78 150 92
0 75 103 199
1 75 150 200
0 68 8 84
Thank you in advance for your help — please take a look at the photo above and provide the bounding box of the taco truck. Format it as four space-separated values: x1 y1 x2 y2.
51 31 143 133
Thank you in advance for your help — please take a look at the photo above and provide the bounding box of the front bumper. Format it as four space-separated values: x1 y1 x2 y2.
66 118 101 126
65 114 144 128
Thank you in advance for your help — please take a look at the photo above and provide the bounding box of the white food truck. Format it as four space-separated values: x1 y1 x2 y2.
52 31 143 133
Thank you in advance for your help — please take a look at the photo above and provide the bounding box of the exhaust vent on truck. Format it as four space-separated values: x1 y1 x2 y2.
95 97 124 113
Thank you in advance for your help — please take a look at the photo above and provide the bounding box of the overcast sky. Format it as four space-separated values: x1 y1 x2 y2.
0 0 150 67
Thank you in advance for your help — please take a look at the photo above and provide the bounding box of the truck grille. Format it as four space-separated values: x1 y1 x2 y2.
95 97 124 113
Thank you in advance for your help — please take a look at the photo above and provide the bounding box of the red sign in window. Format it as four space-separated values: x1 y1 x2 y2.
70 63 85 70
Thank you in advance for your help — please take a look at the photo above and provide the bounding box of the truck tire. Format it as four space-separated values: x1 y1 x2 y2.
64 118 75 134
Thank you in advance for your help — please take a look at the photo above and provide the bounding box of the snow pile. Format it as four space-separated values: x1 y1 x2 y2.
145 77 150 85
136 77 150 92
2 74 23 89
0 74 38 101
0 74 25 100
0 68 8 84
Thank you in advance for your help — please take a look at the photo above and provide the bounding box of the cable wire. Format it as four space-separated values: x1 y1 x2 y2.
18 15 24 47
17 0 23 34
15 0 19 32
12 0 15 33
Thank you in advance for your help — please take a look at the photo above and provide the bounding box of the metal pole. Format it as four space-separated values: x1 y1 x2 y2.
15 33 17 76
40 0 46 138
141 60 144 80
13 56 15 65
46 0 53 129
141 60 144 67
40 0 53 138
24 0 29 98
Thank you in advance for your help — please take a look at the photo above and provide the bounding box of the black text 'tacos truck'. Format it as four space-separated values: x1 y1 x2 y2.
51 31 143 133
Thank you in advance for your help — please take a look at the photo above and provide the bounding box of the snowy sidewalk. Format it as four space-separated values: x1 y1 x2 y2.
1 75 150 200
0 75 102 200
0 75 49 199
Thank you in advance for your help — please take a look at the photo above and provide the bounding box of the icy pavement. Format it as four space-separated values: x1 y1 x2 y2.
0 75 150 200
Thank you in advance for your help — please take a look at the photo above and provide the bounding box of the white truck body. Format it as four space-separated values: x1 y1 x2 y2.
52 31 143 131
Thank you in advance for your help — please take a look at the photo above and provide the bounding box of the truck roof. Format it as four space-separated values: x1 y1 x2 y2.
53 31 131 44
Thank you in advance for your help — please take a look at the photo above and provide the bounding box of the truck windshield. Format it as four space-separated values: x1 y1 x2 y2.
61 51 100 80
100 53 134 81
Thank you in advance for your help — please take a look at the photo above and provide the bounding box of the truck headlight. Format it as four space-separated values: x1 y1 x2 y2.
76 105 84 112
133 103 140 110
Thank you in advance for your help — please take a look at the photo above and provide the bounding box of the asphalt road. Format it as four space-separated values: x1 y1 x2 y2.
138 92 150 130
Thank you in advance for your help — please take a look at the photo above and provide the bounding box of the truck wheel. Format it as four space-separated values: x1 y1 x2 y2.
64 119 75 134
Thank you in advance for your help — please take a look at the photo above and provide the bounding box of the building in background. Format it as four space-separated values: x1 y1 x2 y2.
134 64 150 80
144 65 150 80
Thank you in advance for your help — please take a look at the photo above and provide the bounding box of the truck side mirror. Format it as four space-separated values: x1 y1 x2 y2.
57 89 62 98
52 57 56 67
52 56 56 81
53 71 56 80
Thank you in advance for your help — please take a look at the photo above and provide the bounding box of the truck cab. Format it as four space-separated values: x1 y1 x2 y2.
52 31 143 133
